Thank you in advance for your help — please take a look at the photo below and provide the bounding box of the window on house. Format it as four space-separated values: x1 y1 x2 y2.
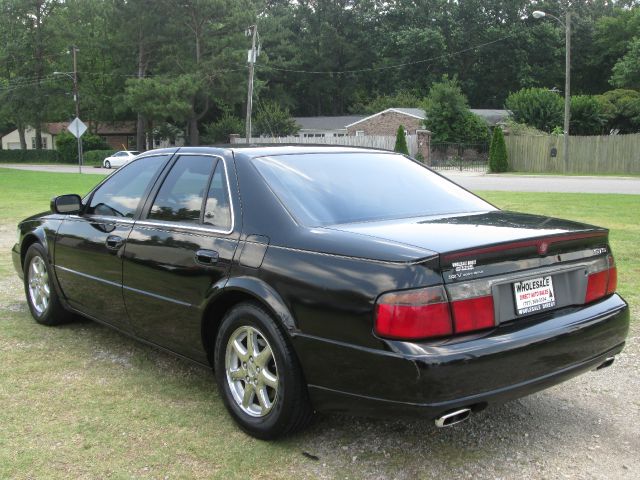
355 130 365 137
30 136 48 149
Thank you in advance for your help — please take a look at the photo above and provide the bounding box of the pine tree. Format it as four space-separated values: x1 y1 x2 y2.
488 127 508 172
394 125 409 155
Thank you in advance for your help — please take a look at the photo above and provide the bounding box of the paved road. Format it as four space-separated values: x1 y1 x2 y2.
0 163 108 175
1 163 639 194
442 170 640 194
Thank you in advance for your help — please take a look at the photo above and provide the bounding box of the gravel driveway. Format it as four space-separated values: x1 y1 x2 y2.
1 223 637 479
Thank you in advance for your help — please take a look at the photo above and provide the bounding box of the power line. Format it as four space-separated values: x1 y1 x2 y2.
257 32 520 75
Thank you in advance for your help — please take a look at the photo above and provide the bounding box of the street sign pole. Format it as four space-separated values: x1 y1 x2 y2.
68 117 87 174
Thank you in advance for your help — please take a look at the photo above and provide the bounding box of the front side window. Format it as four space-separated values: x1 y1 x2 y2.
86 155 167 218
149 155 216 223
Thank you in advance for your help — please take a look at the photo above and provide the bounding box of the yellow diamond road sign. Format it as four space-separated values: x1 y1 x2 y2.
68 117 87 138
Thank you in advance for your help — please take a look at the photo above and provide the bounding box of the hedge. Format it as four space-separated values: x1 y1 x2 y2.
0 149 62 163
83 150 117 166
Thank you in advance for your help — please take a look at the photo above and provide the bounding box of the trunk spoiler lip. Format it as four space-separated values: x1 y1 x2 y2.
442 231 608 263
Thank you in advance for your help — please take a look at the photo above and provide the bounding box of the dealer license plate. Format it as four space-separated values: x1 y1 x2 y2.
513 276 556 316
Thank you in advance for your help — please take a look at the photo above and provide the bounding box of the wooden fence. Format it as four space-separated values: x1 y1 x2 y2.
231 134 419 156
505 133 640 174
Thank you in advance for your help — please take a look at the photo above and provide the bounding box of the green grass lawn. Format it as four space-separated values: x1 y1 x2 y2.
0 169 637 479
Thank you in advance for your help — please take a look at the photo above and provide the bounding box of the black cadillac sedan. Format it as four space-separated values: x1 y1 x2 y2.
12 146 629 439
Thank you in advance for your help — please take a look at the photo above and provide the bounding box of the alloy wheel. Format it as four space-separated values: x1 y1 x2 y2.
225 325 280 417
28 256 50 316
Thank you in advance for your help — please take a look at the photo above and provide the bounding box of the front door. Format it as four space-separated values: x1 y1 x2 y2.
122 154 239 363
54 154 170 330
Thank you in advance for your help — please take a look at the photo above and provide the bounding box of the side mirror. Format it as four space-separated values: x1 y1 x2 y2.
51 194 82 214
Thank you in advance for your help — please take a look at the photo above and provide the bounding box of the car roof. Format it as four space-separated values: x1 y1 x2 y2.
164 144 394 160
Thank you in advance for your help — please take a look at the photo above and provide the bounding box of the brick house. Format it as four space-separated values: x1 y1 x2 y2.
345 107 509 136
345 108 426 136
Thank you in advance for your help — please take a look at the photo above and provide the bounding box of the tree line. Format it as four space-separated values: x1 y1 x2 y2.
1 0 639 151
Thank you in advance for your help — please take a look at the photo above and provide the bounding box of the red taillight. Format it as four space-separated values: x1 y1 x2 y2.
451 295 495 334
375 286 496 340
606 266 617 295
585 270 608 303
585 254 617 303
375 286 452 339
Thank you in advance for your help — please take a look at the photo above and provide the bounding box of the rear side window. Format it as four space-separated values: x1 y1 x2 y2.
149 155 216 223
203 162 232 230
86 155 167 218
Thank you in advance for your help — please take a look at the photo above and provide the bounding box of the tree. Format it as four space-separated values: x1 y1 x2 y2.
488 127 508 173
254 101 299 137
570 95 605 136
505 88 563 133
610 37 640 90
394 125 409 155
423 75 489 143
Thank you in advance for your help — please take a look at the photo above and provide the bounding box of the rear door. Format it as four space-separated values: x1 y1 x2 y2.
54 154 170 330
122 153 239 362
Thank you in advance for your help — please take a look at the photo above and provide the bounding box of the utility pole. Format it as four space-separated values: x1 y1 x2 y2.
245 25 257 143
72 45 83 173
563 11 571 173
532 10 571 173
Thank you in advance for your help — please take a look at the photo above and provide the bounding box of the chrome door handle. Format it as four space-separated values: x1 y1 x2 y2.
105 235 124 250
195 249 219 265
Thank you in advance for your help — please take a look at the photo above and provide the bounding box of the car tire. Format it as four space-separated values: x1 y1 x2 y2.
23 243 71 326
214 302 313 439
104 160 111 169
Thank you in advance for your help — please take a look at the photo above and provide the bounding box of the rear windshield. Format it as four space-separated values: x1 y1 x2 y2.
252 152 495 226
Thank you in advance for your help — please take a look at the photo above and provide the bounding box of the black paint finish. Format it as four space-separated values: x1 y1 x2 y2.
12 145 630 421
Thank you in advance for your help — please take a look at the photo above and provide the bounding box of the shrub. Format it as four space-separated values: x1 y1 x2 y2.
394 125 409 154
595 89 640 133
423 75 490 143
202 114 245 144
570 95 605 135
488 127 508 173
505 88 563 133
83 150 117 166
254 102 299 137
0 149 61 163
56 131 110 162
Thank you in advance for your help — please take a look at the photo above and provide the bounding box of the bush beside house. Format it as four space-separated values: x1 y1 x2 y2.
56 131 110 162
0 150 61 163
423 76 490 144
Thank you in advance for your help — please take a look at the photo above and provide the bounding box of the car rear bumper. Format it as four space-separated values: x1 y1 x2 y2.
12 243 23 279
293 294 629 419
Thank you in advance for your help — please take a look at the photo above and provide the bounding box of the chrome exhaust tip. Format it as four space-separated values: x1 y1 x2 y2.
596 356 615 370
434 408 472 428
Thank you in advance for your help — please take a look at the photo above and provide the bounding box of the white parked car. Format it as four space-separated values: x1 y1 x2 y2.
103 150 140 169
